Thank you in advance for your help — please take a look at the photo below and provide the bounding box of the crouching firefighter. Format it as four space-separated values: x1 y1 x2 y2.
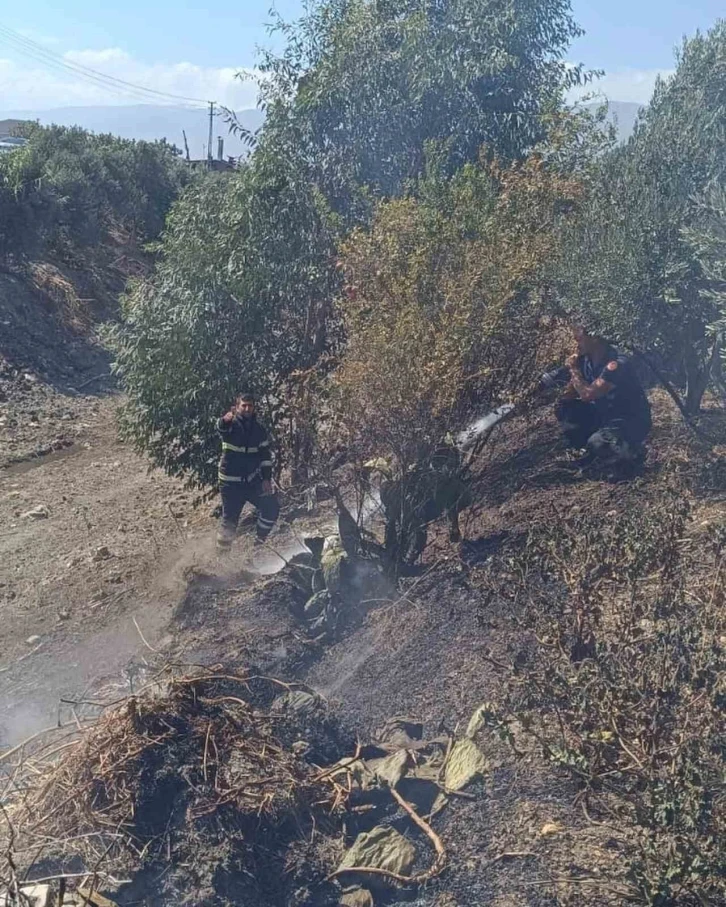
541 325 652 471
216 391 280 551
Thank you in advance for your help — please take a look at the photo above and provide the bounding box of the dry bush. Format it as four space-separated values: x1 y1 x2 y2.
332 154 582 469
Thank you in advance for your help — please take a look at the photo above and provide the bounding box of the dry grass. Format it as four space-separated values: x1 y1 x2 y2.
0 666 349 898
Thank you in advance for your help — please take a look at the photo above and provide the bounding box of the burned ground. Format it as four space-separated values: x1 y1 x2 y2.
2 383 726 906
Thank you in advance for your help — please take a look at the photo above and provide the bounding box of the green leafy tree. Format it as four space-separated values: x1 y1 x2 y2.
555 24 726 414
108 149 341 487
685 183 726 398
256 0 591 203
114 0 595 487
0 123 186 259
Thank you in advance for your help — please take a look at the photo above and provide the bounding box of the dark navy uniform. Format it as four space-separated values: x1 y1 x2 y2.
555 349 652 461
217 414 279 548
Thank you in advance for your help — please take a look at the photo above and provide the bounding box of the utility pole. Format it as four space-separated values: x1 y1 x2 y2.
207 101 215 168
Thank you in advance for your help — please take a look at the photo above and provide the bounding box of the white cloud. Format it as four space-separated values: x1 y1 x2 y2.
571 67 675 106
0 46 259 111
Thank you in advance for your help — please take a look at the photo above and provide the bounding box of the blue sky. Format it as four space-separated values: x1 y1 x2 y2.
1 0 724 110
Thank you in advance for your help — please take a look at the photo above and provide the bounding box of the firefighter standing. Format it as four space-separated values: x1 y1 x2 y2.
216 392 279 551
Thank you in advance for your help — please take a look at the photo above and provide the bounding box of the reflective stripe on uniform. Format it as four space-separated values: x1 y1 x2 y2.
222 443 259 453
259 440 270 447
260 460 272 468
219 469 262 484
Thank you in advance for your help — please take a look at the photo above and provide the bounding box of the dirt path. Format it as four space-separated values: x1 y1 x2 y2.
0 393 338 751
0 396 215 746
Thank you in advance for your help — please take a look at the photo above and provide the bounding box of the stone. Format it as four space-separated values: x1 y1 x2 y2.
26 635 41 646
540 822 563 837
338 826 416 878
444 738 488 792
340 889 374 907
20 505 50 520
91 545 112 562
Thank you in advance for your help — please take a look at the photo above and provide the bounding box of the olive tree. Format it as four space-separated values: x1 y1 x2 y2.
555 24 726 414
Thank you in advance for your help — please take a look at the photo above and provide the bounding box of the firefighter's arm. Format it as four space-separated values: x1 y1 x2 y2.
259 429 273 487
217 411 235 434
567 355 614 403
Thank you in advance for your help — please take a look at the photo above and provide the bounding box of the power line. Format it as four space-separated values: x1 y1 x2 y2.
0 35 184 107
0 23 212 108
0 23 211 106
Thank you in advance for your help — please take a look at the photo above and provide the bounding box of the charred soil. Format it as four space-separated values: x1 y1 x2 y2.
2 386 726 907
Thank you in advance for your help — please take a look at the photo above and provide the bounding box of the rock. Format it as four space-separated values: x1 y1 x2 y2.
338 826 416 878
540 822 563 837
20 505 50 520
376 717 423 747
272 690 322 717
340 889 375 907
58 609 71 621
91 545 112 562
26 635 41 646
444 738 488 792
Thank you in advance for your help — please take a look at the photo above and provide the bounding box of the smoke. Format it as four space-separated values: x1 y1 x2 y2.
350 488 383 524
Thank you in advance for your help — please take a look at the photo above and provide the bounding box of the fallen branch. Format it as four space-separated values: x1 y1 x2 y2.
131 616 157 654
75 373 111 391
390 787 447 880
328 784 447 886
0 726 65 765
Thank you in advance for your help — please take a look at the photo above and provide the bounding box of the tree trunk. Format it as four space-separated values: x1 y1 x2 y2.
709 332 726 402
684 335 721 414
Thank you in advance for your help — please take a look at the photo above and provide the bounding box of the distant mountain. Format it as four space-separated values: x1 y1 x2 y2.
0 105 264 159
0 99 643 158
586 100 643 142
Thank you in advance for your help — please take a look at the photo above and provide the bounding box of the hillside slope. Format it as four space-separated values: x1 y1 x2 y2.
0 235 149 466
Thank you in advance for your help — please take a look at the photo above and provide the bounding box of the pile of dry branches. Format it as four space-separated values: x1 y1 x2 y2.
1 666 347 895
